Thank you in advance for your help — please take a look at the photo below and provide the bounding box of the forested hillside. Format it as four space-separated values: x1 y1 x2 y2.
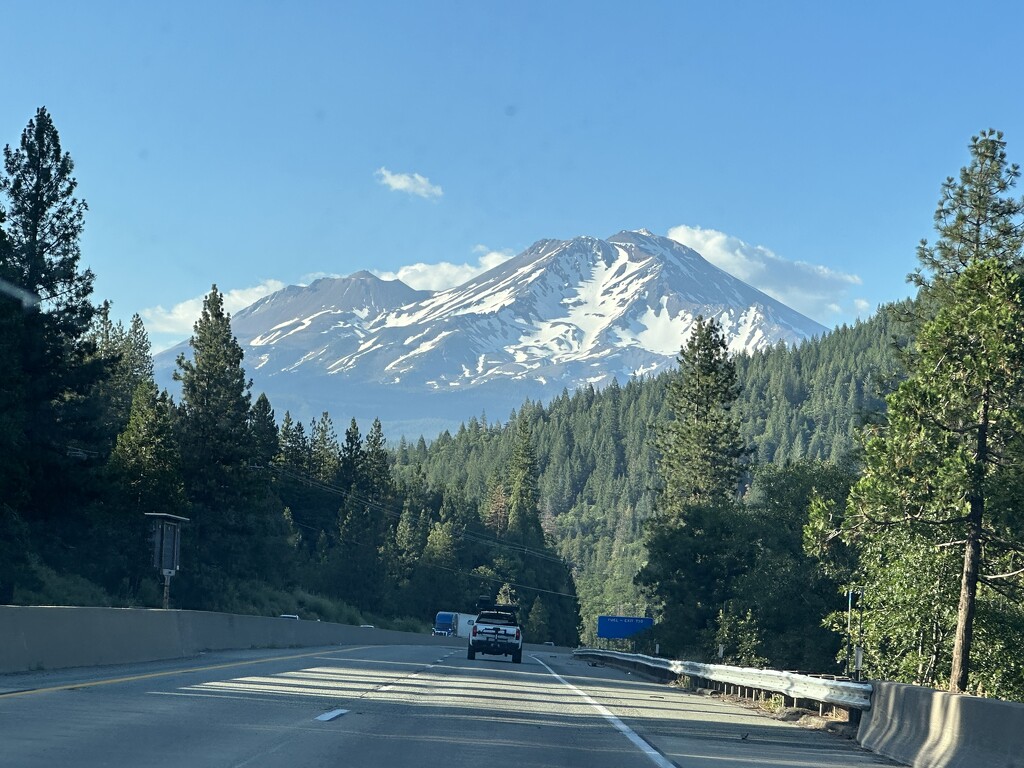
403 308 904 658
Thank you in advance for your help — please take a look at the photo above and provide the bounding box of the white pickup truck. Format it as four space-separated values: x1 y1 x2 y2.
467 607 523 664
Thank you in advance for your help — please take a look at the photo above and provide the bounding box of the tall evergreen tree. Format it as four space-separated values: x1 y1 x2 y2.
848 130 1024 694
1 107 93 334
636 316 748 655
89 308 155 450
364 417 393 504
249 393 279 489
654 316 746 517
0 106 100 581
310 412 341 483
173 285 258 604
506 418 544 547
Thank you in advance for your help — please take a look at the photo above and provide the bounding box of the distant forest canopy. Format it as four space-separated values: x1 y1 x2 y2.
404 306 906 660
3 109 1023 700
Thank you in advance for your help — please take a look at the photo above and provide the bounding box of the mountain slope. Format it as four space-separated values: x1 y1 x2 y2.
156 230 828 436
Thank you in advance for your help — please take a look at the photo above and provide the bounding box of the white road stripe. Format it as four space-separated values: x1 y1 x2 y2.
315 708 349 721
532 656 676 768
150 691 275 703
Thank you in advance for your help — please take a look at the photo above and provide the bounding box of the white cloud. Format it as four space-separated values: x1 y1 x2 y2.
142 280 286 336
375 167 443 199
299 271 342 282
666 225 866 324
374 248 513 291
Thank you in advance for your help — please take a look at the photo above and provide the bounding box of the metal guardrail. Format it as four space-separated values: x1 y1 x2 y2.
573 649 873 711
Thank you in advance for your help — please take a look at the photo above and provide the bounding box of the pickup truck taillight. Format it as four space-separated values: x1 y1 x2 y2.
515 628 521 640
472 626 477 637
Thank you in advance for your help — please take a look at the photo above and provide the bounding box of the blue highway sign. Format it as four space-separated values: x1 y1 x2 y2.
597 615 654 639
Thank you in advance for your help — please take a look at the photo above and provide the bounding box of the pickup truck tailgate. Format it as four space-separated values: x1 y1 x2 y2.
477 625 516 641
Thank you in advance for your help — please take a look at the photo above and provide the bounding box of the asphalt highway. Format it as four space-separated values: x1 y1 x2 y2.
0 642 898 767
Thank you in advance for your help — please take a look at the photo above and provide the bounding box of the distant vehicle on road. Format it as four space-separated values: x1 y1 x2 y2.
432 611 476 638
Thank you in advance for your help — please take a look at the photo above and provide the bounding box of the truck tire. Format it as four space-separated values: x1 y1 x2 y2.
467 647 476 660
512 649 522 664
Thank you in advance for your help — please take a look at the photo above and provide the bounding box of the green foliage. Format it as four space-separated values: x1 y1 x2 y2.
173 285 295 605
524 596 552 642
2 107 93 333
714 605 768 668
88 308 155 451
655 316 745 517
847 129 1024 695
14 560 123 607
0 106 102 597
636 316 748 655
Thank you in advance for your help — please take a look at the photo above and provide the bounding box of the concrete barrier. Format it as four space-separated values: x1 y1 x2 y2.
858 680 1024 768
0 606 452 674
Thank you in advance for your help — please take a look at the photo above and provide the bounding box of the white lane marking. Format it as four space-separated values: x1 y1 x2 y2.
316 708 349 721
532 656 676 768
150 691 275 703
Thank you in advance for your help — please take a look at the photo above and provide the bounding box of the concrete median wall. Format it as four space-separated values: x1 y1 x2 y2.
858 680 1024 768
0 606 452 674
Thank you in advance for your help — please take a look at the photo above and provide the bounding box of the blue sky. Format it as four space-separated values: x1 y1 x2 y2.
4 1 1023 351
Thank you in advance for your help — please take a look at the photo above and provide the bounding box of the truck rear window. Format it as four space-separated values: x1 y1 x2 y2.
478 613 515 625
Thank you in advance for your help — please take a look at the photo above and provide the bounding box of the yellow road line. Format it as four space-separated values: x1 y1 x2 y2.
0 646 371 699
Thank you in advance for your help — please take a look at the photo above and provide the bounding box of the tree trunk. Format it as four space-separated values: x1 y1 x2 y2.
949 515 980 693
950 397 988 693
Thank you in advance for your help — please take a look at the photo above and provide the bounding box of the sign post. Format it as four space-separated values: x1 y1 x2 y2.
145 513 189 609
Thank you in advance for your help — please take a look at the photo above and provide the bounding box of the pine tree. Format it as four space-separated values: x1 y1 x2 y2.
654 316 746 518
173 285 257 603
0 106 101 580
89 308 155 450
848 130 1024 694
636 316 748 655
507 418 544 547
249 394 279 480
310 412 341 483
525 596 552 642
1 107 93 333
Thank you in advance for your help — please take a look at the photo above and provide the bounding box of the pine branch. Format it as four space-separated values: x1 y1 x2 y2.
983 566 1024 581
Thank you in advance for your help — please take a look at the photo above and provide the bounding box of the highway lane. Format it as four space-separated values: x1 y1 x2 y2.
0 643 897 767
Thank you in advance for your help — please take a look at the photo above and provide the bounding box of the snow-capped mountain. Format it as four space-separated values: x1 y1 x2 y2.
156 230 827 437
